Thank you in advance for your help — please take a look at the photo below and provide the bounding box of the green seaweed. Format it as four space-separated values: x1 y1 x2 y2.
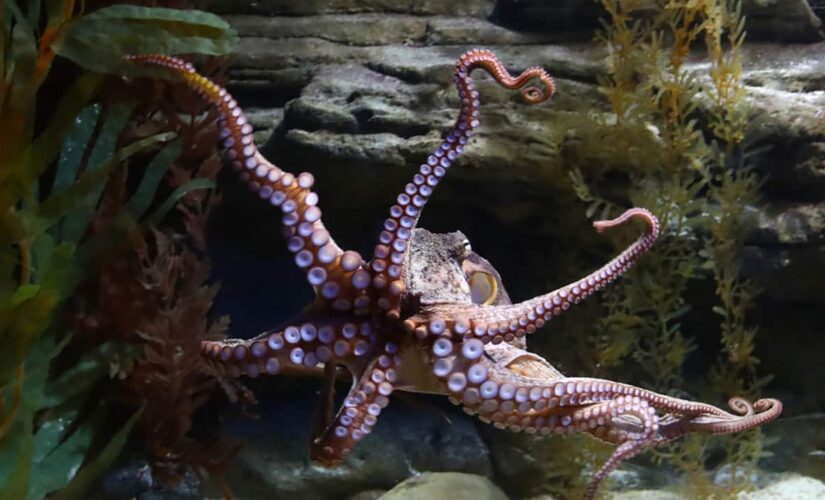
527 1 771 497
0 104 181 499
0 1 234 497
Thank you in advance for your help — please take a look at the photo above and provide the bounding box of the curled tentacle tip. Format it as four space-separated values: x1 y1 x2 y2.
728 397 755 416
519 72 556 104
754 398 783 414
592 207 659 236
520 85 546 104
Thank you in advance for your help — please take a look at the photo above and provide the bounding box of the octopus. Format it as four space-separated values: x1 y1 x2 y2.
126 49 782 499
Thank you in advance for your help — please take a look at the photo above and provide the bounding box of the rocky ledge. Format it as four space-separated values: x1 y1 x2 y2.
203 0 825 415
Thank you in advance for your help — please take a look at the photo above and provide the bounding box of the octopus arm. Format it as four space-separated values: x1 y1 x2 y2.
412 208 659 344
124 55 369 311
427 337 780 499
371 49 555 314
310 342 401 465
201 321 374 378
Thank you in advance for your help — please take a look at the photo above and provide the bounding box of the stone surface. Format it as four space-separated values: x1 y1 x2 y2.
737 473 825 499
745 202 825 245
742 0 824 42
492 0 824 42
608 491 683 500
347 490 387 500
223 14 566 47
220 383 493 500
760 413 825 479
206 0 495 17
378 472 508 500
737 42 825 199
600 473 825 499
740 245 825 302
479 428 665 498
740 200 825 302
100 461 202 500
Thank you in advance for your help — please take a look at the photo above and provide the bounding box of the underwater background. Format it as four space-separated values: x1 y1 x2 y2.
1 0 823 499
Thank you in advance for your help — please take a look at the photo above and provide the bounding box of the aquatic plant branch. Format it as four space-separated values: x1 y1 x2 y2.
565 0 770 495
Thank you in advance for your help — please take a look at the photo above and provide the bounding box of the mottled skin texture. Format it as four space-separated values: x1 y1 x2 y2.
127 50 782 499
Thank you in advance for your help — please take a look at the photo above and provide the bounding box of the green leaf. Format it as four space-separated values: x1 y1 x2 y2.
52 105 102 193
26 0 41 30
0 208 25 249
50 5 237 74
0 15 37 166
60 102 136 243
26 72 104 177
125 138 182 219
45 0 74 30
144 177 215 227
49 407 143 500
32 410 77 465
0 333 66 498
38 242 78 300
0 243 73 388
0 293 59 388
29 405 107 500
0 73 103 216
0 417 33 500
42 341 121 408
4 1 26 25
29 232 56 284
88 103 136 168
19 132 176 243
0 5 7 116
10 284 40 306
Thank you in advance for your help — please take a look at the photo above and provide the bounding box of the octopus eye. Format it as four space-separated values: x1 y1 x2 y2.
469 271 498 305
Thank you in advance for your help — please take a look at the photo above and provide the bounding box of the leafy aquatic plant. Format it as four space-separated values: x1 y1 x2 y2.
0 2 235 497
498 1 773 498
72 67 256 493
551 0 771 496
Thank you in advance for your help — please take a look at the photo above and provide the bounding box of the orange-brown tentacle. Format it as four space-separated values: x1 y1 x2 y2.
424 339 779 500
125 55 368 311
406 208 659 343
371 49 555 316
310 341 400 465
201 321 376 378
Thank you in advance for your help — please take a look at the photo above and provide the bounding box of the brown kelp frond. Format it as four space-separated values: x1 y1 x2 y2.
114 230 227 459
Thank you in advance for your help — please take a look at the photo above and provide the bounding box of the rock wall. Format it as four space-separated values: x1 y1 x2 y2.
492 0 825 42
201 1 825 497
